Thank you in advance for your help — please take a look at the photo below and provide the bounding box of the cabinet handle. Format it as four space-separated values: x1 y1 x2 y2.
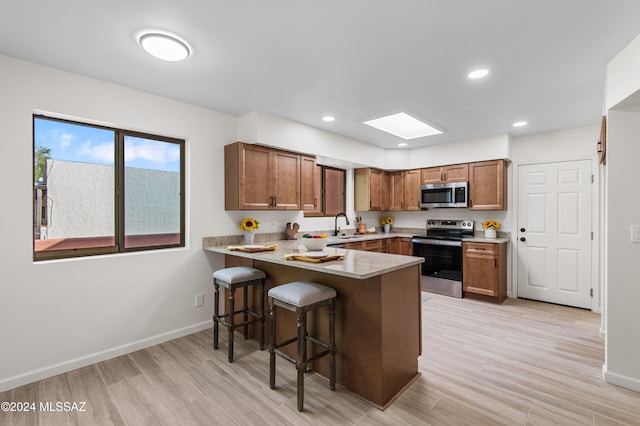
272 196 276 207
494 258 497 268
314 198 317 207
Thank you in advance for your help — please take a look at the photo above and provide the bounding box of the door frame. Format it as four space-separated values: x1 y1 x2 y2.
511 156 601 312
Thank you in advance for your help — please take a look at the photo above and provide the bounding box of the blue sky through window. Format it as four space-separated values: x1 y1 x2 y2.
34 117 180 172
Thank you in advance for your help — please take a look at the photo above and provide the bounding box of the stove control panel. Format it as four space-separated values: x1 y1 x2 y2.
426 219 474 230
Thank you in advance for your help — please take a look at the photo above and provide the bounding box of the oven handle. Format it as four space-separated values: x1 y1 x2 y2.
412 238 463 247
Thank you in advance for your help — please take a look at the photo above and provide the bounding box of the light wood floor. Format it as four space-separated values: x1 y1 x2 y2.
2 293 640 425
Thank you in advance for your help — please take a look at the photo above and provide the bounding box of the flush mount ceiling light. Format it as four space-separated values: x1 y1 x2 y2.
322 115 335 122
398 143 408 147
513 121 528 127
363 112 442 140
139 32 190 61
468 68 489 79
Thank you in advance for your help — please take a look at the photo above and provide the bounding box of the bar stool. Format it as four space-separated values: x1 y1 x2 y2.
212 266 266 362
268 281 336 412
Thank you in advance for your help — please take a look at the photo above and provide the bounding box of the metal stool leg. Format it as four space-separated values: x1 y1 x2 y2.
259 280 265 350
269 298 276 389
228 286 236 362
213 282 220 350
243 286 249 340
297 308 307 412
329 299 336 390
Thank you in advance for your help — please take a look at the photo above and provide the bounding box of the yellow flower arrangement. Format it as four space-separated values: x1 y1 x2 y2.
381 216 394 225
482 220 500 230
239 218 260 231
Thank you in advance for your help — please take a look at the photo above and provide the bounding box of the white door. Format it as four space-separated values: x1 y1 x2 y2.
517 160 593 308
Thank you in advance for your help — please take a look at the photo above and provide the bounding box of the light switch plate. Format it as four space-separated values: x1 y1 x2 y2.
631 225 640 243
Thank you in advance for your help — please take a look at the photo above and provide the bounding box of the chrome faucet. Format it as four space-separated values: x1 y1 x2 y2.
334 212 350 236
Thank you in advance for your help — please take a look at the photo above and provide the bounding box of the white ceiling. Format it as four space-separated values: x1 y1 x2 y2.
2 1 640 149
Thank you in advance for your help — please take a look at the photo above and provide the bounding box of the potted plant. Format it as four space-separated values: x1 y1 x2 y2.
381 216 394 233
482 220 500 239
239 218 260 244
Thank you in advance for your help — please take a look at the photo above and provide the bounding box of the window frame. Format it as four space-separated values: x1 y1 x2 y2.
33 115 185 261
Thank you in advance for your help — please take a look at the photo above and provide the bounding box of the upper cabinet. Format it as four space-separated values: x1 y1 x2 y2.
388 171 405 210
469 160 506 210
225 142 302 210
404 169 421 210
355 168 386 211
300 155 317 211
357 168 420 211
421 163 469 184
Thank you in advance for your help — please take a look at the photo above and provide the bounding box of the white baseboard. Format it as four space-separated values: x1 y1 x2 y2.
0 320 212 393
603 365 640 393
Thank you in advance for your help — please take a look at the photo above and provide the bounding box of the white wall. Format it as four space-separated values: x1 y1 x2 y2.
0 54 237 391
603 32 640 392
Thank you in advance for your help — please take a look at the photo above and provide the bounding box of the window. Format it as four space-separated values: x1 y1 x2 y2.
33 115 185 260
305 165 345 217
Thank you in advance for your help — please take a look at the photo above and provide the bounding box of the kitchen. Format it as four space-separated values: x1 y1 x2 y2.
2 1 640 424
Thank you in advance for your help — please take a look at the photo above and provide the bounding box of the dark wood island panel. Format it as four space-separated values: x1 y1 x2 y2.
223 253 422 408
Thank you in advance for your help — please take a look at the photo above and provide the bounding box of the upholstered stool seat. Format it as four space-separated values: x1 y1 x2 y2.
212 266 266 362
268 281 337 411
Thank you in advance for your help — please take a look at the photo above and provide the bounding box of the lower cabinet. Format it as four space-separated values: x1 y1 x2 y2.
462 241 507 303
346 237 413 255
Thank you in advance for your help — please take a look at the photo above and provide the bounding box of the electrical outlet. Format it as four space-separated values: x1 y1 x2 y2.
631 225 640 243
195 293 204 307
271 219 276 228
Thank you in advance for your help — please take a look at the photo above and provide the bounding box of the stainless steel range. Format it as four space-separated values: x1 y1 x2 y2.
412 219 474 298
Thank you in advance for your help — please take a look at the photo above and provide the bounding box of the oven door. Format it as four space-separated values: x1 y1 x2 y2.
412 238 463 297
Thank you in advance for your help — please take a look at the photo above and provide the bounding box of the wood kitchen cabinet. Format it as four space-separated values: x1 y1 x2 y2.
300 155 317 211
225 142 301 210
468 159 506 210
403 169 421 210
462 241 507 303
354 168 387 211
388 237 413 255
399 238 413 256
383 169 420 211
388 171 405 210
344 240 381 252
421 163 469 184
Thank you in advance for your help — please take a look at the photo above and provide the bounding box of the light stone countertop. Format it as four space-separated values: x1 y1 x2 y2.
204 239 424 280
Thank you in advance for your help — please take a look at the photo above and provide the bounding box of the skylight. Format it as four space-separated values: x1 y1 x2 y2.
363 112 442 140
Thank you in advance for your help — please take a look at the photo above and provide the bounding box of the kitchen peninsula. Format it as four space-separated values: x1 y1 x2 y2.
204 239 424 408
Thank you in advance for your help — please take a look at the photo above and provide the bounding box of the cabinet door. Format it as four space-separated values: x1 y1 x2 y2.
380 171 390 211
469 160 506 210
362 239 382 252
271 150 301 210
399 238 413 256
443 164 469 182
345 241 363 250
421 167 443 184
463 242 498 296
388 237 400 254
300 156 317 211
389 171 405 210
238 144 272 210
369 169 383 211
404 169 421 210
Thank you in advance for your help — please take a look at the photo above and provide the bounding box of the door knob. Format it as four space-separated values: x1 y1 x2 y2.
520 228 526 232
520 237 526 242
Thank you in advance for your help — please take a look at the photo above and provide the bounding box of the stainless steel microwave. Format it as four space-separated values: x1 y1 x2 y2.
419 182 468 208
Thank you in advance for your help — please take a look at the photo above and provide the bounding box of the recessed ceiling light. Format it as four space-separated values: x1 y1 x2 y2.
513 121 528 127
322 116 335 122
363 112 442 140
139 32 190 61
468 69 489 79
398 143 408 147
